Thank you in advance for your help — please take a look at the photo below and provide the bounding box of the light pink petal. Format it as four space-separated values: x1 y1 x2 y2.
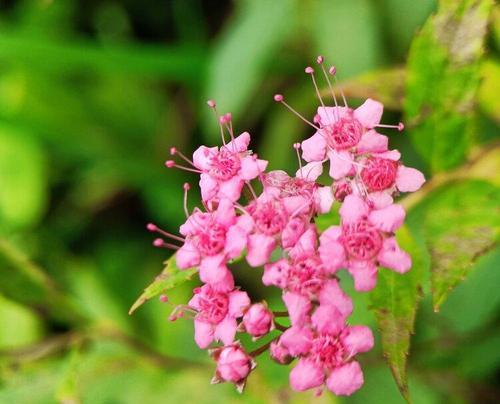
288 226 317 260
215 198 236 227
368 204 406 233
179 211 208 236
217 177 244 202
280 326 313 356
199 256 233 291
225 131 250 153
262 259 290 288
328 150 354 180
199 173 218 202
301 132 327 162
246 234 276 267
282 218 307 249
367 192 393 209
318 279 353 319
377 237 411 273
283 291 311 327
311 304 344 335
396 166 425 192
290 359 324 392
314 186 334 214
188 292 201 310
342 325 374 355
194 319 214 349
282 195 309 216
296 161 323 181
176 241 200 269
257 158 268 172
348 260 378 292
326 361 364 396
339 195 369 223
357 130 388 153
319 226 346 273
228 290 251 317
240 155 264 181
353 98 383 128
375 149 401 161
235 214 254 233
214 316 238 345
317 106 350 125
192 145 217 171
224 225 248 259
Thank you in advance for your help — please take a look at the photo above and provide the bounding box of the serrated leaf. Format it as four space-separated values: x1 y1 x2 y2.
405 0 493 172
129 255 197 315
423 180 500 311
370 225 425 402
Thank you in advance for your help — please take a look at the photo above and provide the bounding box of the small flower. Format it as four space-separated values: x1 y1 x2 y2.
211 342 256 392
242 303 274 338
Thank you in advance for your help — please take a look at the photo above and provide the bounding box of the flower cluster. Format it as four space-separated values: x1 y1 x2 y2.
147 56 425 396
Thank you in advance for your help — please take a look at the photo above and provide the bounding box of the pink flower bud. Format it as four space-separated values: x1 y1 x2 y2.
270 340 292 364
242 303 273 338
273 94 284 102
215 344 253 383
332 180 352 202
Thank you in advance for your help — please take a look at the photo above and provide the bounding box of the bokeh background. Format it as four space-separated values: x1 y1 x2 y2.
0 0 499 403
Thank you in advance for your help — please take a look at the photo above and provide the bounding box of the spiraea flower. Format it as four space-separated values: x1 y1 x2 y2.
146 55 425 397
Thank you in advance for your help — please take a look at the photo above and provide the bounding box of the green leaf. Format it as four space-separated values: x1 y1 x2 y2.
129 255 197 315
0 124 47 230
370 225 426 402
405 0 493 172
422 180 500 311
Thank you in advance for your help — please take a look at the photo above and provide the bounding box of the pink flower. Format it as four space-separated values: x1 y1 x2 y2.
176 199 244 291
211 342 256 392
242 303 274 338
320 194 411 291
189 284 250 348
193 132 268 202
270 340 292 364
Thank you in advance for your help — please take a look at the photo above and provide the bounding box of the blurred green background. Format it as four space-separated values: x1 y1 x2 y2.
0 0 499 403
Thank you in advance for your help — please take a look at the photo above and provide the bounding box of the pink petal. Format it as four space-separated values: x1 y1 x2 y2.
319 279 353 319
339 195 369 223
282 195 309 216
368 204 406 233
224 225 248 259
296 161 323 181
377 237 411 273
288 226 317 260
283 291 312 327
314 186 334 214
342 325 374 355
225 131 250 153
228 290 251 317
357 130 388 153
326 361 364 396
176 241 200 269
375 149 401 161
396 166 425 192
290 359 325 392
262 259 290 288
217 177 244 202
199 256 234 291
317 106 350 125
240 155 264 181
348 260 378 292
192 145 217 171
199 173 218 202
311 304 344 335
215 198 236 227
194 319 214 349
367 192 393 209
280 326 313 356
328 150 354 180
319 226 346 273
214 316 238 345
246 234 276 267
282 218 306 249
301 132 327 162
353 98 383 128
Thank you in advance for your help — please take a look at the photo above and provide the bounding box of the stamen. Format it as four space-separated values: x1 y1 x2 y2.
293 143 303 176
329 66 348 107
183 183 191 218
146 223 185 242
318 58 339 110
246 181 258 200
152 238 180 250
170 147 195 166
305 66 326 110
375 122 405 132
159 294 169 303
207 99 227 145
165 160 202 174
273 94 320 130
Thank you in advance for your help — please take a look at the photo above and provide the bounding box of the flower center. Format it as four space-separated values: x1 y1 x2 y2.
198 290 229 324
323 116 362 150
281 177 315 198
342 220 383 260
249 199 288 236
310 334 345 370
287 256 325 296
209 149 241 180
360 157 398 191
194 222 226 256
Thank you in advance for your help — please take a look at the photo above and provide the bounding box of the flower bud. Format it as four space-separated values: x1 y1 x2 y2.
214 344 254 384
242 303 274 338
270 340 292 364
332 180 352 202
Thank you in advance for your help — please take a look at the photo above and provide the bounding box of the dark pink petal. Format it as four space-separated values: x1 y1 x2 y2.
311 304 344 335
280 326 313 356
326 361 364 396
